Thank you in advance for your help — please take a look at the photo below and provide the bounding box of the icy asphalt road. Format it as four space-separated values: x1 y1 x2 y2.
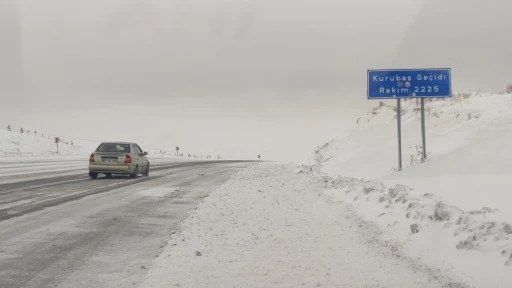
0 159 254 288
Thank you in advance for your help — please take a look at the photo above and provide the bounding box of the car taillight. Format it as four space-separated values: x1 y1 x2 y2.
89 154 95 163
124 154 132 164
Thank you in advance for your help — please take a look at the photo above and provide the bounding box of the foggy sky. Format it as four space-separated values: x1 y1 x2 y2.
5 0 420 105
1 0 511 160
0 0 24 109
395 0 512 90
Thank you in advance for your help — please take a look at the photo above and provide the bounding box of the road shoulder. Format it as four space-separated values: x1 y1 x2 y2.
139 163 468 288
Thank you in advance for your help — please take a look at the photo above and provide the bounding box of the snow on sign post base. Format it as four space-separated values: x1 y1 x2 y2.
367 68 452 171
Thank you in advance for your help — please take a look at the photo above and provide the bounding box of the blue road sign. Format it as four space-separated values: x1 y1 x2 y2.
367 68 451 99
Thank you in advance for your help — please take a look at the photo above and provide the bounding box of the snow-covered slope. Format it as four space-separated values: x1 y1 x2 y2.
315 92 512 213
317 92 511 177
311 92 512 287
0 128 94 158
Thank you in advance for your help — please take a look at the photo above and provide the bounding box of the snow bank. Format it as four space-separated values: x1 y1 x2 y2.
311 92 512 286
308 173 512 287
0 128 93 158
140 163 467 288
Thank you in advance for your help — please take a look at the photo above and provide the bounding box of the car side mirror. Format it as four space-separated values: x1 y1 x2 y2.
143 152 148 156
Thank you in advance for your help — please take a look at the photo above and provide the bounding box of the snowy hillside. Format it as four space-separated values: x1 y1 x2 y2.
310 92 512 287
0 128 94 158
316 92 512 177
0 126 212 160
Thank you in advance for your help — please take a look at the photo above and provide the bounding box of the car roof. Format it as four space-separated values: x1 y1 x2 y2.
99 141 135 145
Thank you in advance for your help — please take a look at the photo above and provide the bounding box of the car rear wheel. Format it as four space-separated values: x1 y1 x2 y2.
130 166 138 178
89 172 98 179
143 164 150 177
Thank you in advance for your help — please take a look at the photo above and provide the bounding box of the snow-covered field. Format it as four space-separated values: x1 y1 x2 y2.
309 92 512 286
0 128 93 158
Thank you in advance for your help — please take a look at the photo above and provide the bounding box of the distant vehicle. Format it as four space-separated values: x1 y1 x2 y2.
88 142 149 179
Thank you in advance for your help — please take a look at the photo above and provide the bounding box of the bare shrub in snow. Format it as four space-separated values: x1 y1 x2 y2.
10 139 21 146
468 206 496 215
390 184 411 197
363 181 384 195
506 84 512 94
456 235 482 250
313 141 334 164
433 202 462 222
409 145 430 166
452 207 512 264
410 223 420 234
407 202 421 210
506 254 512 266
392 106 406 118
456 221 512 251
370 102 388 116
297 165 324 176
394 193 409 204
384 184 412 204
466 112 481 120
454 91 472 100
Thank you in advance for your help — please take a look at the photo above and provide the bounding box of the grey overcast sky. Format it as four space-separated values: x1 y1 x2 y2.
1 0 511 160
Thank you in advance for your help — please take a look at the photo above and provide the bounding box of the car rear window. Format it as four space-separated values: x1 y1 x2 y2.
96 143 131 153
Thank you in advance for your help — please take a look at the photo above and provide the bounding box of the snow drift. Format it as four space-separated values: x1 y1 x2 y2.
309 91 512 286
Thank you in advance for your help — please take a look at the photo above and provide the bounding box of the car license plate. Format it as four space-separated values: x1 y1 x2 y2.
102 158 117 163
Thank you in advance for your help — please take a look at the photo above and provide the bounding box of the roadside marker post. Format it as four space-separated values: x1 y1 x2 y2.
367 68 452 171
54 137 61 154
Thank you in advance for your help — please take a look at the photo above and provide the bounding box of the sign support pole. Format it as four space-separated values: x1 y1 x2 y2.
397 99 402 171
421 98 427 161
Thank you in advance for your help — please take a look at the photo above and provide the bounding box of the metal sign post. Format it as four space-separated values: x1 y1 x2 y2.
421 98 427 161
367 68 451 171
397 99 402 171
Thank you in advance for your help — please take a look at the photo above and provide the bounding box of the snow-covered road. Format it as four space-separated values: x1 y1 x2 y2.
140 163 468 288
0 160 253 288
0 157 195 185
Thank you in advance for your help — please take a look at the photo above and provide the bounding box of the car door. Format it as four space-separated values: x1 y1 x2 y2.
135 144 148 169
131 144 141 168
